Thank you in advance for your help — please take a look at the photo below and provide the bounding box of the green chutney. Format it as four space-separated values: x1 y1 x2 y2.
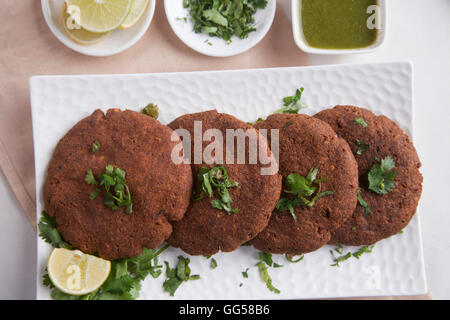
301 0 378 49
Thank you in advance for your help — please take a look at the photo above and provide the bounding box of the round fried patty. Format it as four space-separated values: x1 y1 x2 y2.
43 109 193 260
167 110 282 256
250 114 358 255
315 105 423 245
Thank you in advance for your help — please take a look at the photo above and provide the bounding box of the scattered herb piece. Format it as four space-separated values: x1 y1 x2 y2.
141 103 159 119
163 256 200 296
354 117 368 127
330 251 352 267
183 0 268 43
91 141 100 153
193 166 240 214
398 230 404 234
357 188 371 215
334 244 343 255
352 245 375 260
355 139 370 155
210 258 218 269
258 252 283 268
351 226 356 231
285 254 304 263
368 156 397 195
242 268 249 278
204 39 213 46
86 165 133 213
276 168 334 221
274 87 308 114
256 261 280 294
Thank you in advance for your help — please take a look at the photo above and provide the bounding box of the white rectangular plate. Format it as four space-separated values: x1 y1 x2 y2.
31 61 427 300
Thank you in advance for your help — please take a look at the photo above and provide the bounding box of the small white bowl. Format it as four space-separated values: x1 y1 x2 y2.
41 0 156 57
164 0 276 57
292 0 387 54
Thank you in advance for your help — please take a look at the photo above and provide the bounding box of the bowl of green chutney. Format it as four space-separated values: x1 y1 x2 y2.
292 0 387 54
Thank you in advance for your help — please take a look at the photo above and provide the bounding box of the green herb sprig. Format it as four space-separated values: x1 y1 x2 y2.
194 166 240 214
274 87 308 114
86 165 133 214
276 168 334 221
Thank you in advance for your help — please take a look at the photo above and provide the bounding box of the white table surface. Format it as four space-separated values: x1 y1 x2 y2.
0 0 449 300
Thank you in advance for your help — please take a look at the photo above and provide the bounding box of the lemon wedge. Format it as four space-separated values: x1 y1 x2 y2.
121 0 150 29
47 248 111 296
61 3 110 45
65 0 133 33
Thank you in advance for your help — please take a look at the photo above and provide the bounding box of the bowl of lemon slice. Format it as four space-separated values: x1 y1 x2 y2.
41 0 156 56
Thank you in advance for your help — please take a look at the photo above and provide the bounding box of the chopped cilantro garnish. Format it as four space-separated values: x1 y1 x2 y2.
86 165 133 213
193 166 240 214
355 139 370 155
163 256 200 296
91 141 100 153
368 156 397 194
357 188 371 214
242 268 249 278
330 251 352 267
274 87 308 114
183 0 268 43
256 261 280 294
354 117 368 127
352 245 375 260
276 168 334 221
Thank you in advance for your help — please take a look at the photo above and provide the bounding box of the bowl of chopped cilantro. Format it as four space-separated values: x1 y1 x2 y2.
164 0 276 57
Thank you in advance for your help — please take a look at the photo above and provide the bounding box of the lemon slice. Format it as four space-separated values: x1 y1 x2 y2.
47 248 111 296
65 0 133 33
61 3 110 45
120 0 150 29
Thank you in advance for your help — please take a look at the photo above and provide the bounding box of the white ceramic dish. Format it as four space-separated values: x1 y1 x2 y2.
41 0 156 57
164 0 276 57
292 0 387 54
31 62 426 300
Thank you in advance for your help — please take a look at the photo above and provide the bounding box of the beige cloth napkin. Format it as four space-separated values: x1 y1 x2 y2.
0 0 309 231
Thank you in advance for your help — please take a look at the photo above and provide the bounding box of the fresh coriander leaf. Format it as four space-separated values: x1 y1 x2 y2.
242 268 249 278
368 156 397 194
354 118 368 127
85 169 98 185
38 211 72 249
89 188 101 200
357 188 371 214
355 139 370 155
